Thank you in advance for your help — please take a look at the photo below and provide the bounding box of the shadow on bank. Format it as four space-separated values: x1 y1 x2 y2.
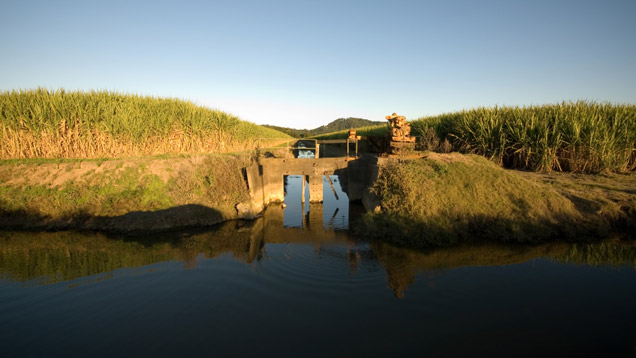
0 204 230 233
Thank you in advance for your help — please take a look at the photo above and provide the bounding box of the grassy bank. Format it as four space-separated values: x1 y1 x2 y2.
0 88 288 159
0 154 252 232
411 102 636 173
358 154 636 248
310 124 388 140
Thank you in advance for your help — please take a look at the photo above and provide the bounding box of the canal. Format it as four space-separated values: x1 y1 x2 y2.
1 176 636 356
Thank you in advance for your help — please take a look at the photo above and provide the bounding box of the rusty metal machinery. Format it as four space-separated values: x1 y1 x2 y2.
385 113 416 155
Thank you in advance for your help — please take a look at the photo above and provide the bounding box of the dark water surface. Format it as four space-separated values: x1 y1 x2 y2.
2 180 636 356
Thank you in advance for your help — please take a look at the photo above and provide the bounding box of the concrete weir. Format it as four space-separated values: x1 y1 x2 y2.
242 154 380 215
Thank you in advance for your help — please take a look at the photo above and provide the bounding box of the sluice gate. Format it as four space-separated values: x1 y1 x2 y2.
244 155 380 210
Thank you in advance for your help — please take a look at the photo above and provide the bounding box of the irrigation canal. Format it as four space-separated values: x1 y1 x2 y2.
2 174 636 356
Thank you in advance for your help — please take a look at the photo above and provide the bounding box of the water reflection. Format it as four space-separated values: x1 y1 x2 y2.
322 175 349 230
283 174 349 230
2 213 635 297
283 175 309 228
3 211 636 356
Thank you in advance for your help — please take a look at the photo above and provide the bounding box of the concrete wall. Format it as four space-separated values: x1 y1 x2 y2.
245 156 378 211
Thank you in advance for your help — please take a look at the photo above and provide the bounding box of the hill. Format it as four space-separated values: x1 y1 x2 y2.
0 88 289 159
263 117 383 138
310 124 388 140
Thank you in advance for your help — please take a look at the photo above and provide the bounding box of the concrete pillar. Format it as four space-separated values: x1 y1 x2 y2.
245 162 265 208
309 174 323 202
301 175 307 203
265 170 285 203
247 218 264 263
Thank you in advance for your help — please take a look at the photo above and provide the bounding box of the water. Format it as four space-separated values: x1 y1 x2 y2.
283 175 349 230
295 139 315 158
2 183 636 356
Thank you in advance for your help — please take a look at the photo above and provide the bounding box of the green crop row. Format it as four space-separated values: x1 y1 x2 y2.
309 124 388 140
411 101 636 173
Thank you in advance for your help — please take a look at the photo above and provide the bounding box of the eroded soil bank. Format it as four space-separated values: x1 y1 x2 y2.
0 154 252 232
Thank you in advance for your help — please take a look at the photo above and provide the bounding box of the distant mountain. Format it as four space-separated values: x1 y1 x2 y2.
311 117 385 135
263 117 384 138
260 125 308 138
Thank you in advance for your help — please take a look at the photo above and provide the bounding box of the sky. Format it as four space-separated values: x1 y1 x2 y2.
1 0 635 129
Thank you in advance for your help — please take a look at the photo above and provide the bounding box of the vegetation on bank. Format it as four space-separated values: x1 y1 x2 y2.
0 154 251 231
306 102 635 173
0 88 288 159
358 154 635 248
310 124 388 140
411 101 636 173
264 117 383 138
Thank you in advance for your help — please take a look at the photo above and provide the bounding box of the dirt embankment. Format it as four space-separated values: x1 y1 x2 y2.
359 153 636 247
0 154 253 233
2 152 634 240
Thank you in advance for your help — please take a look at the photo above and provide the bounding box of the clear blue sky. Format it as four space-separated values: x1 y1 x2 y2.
1 0 635 129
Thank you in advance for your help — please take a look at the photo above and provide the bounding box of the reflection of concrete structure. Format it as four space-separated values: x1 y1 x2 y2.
243 204 354 265
258 204 350 244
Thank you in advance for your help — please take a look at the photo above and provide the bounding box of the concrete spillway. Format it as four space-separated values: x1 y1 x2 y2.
243 154 380 212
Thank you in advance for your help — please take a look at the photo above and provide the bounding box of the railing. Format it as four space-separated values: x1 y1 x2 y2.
252 138 317 157
253 138 360 158
253 135 430 158
315 138 359 158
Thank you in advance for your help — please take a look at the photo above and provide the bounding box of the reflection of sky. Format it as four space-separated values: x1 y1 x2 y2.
283 175 308 228
323 175 348 230
283 174 348 230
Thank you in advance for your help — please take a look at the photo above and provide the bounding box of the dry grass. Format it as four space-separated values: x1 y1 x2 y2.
0 154 251 224
0 88 289 159
1 126 280 158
